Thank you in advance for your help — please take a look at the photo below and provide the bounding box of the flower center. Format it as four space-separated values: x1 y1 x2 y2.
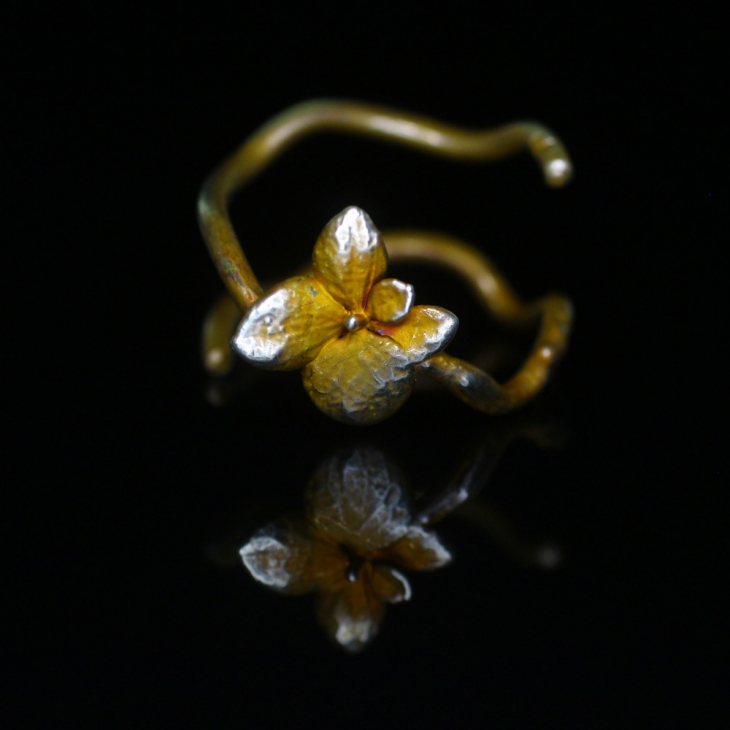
344 313 368 331
346 554 367 582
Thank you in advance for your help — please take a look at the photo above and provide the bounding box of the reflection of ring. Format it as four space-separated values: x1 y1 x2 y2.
199 101 574 425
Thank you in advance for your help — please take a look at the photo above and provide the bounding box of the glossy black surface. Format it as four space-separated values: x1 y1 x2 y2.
10 6 724 728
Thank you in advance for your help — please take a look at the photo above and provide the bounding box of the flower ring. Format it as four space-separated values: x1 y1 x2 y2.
199 100 575 424
234 207 458 424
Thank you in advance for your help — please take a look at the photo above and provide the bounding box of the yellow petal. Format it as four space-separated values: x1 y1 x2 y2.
378 525 453 571
366 278 414 323
312 207 387 311
240 516 347 594
233 276 344 371
315 578 385 652
306 447 413 552
302 330 414 425
370 565 412 603
384 305 458 365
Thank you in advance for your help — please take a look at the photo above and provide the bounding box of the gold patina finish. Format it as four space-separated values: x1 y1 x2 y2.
199 100 574 423
384 232 573 415
234 207 457 424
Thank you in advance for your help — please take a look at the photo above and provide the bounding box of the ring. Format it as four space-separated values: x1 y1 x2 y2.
199 100 574 425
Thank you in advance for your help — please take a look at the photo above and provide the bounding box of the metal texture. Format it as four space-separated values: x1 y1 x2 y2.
199 100 574 423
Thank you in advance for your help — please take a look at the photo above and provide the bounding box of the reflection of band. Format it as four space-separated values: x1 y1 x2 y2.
198 100 573 312
199 100 574 419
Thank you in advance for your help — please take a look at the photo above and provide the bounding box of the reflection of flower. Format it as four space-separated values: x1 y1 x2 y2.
233 207 458 424
240 448 452 652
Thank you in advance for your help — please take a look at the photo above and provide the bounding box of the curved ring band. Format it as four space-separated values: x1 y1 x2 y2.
199 100 574 425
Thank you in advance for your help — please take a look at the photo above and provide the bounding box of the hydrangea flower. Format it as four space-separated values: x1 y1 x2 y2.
233 207 458 424
240 448 452 652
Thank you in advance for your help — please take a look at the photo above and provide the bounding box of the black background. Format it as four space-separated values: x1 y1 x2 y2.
9 3 725 728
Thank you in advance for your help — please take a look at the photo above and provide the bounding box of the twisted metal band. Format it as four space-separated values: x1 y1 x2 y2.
199 100 574 423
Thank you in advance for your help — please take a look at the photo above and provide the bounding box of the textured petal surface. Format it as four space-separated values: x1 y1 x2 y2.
302 330 414 425
312 207 388 311
306 447 414 553
378 525 453 571
315 580 385 653
366 278 415 323
233 277 344 370
384 305 459 365
239 516 346 594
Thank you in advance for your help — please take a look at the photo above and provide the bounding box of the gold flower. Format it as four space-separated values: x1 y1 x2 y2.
233 207 458 424
240 448 452 652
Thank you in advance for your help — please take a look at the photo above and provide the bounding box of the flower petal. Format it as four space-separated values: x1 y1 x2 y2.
379 525 453 571
240 516 346 594
302 330 414 425
385 305 459 365
306 447 414 553
371 565 412 603
315 581 385 652
312 207 387 311
233 276 344 370
366 278 415 323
